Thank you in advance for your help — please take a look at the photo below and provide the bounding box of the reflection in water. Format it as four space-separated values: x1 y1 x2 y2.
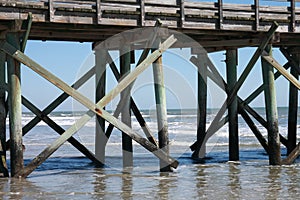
228 162 241 199
195 165 208 198
0 177 44 200
0 157 300 199
121 168 133 200
286 165 300 197
155 172 177 200
266 166 281 200
93 168 106 199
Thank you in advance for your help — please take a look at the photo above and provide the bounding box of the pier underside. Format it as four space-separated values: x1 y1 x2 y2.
0 0 300 178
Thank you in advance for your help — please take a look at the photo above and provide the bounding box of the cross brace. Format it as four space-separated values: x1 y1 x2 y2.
0 34 178 178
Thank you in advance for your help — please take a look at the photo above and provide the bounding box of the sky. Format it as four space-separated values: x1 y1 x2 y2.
20 39 293 112
18 0 299 112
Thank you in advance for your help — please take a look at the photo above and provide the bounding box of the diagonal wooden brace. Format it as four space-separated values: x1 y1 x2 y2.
0 35 178 177
262 55 300 90
191 22 278 156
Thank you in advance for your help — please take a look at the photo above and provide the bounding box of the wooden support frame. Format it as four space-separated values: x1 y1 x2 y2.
120 45 133 167
290 0 296 32
96 0 102 24
152 38 171 172
190 22 278 157
139 0 145 26
105 51 158 146
48 0 54 22
179 0 185 28
0 51 8 177
0 35 178 177
21 95 102 165
22 67 95 135
288 57 298 155
95 48 107 166
193 53 207 159
262 55 300 90
190 55 271 156
218 0 223 30
254 0 259 31
261 45 281 165
226 49 239 161
6 31 24 177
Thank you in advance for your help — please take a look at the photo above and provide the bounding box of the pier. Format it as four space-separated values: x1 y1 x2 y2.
0 0 300 178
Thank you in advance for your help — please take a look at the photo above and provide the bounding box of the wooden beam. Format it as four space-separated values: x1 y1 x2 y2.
120 45 133 167
180 0 185 28
4 35 177 177
191 55 272 155
95 48 107 166
254 0 259 31
282 142 300 165
0 51 8 177
106 51 158 146
262 55 300 90
21 95 102 165
152 38 171 172
226 49 239 161
140 0 145 26
22 66 95 135
290 0 295 32
239 108 271 155
193 53 207 159
261 45 281 165
21 12 32 53
96 0 102 24
6 32 24 177
190 22 278 156
218 0 223 30
288 61 298 155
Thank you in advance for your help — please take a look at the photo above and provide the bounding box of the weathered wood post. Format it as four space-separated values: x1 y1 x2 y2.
226 49 239 161
287 52 299 155
0 51 8 177
6 22 24 176
95 47 106 166
120 45 133 167
192 53 207 159
261 45 281 165
152 39 171 172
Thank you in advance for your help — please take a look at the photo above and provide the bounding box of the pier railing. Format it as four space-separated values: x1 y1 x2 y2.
0 0 299 32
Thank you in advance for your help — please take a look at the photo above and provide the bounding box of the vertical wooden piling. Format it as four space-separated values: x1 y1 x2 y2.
287 53 299 155
261 45 281 165
120 45 133 167
193 53 207 159
6 30 24 176
95 48 106 166
0 51 8 177
152 41 171 172
226 49 239 161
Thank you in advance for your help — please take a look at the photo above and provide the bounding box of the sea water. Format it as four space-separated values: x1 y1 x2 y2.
1 108 300 199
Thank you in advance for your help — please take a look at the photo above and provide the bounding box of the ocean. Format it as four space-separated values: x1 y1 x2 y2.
1 108 300 199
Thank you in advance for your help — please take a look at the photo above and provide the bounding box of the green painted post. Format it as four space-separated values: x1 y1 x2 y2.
6 32 24 176
120 45 133 167
95 48 106 166
287 54 299 155
226 49 239 161
0 51 8 177
152 40 171 172
261 45 281 165
192 54 207 159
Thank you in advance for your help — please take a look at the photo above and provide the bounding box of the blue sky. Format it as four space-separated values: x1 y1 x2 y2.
20 39 293 112
19 0 299 112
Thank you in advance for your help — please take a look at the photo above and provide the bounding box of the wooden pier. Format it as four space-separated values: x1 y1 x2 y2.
0 0 300 178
